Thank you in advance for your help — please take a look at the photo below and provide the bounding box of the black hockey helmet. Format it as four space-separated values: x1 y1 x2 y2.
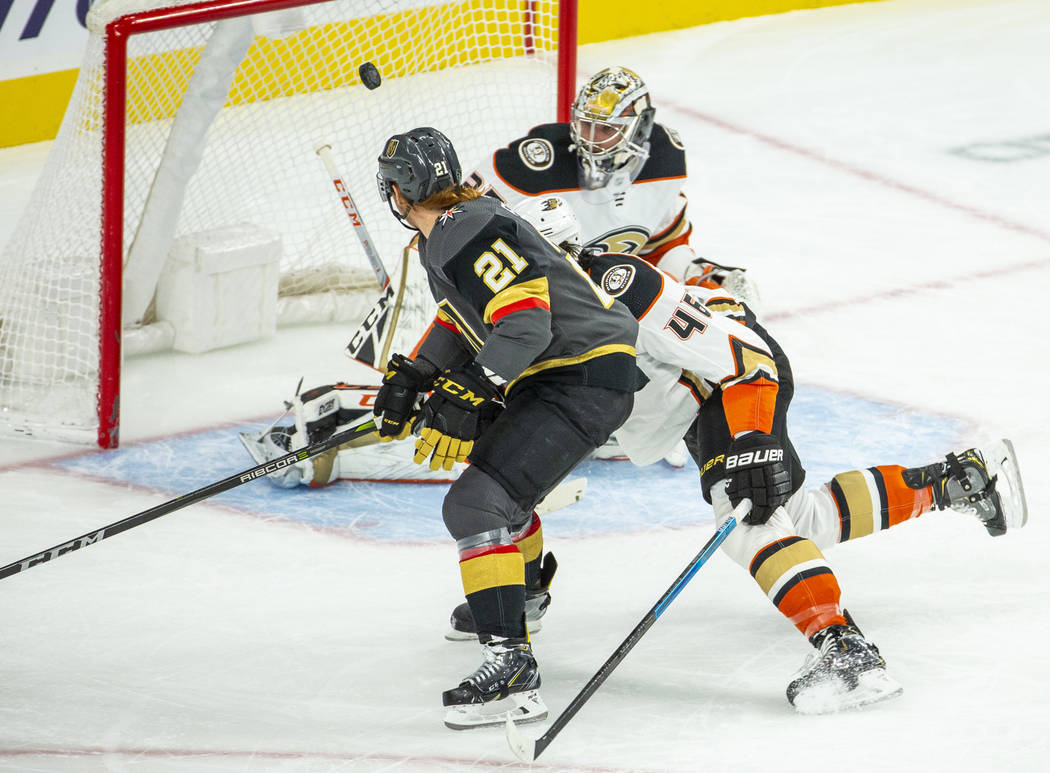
376 127 462 226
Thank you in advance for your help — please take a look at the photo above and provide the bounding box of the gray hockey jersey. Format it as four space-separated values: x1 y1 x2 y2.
415 195 639 393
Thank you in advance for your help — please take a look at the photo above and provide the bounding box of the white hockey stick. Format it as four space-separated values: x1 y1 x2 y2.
315 141 390 291
535 477 586 516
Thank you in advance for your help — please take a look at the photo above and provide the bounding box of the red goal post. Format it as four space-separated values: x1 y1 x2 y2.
0 0 578 448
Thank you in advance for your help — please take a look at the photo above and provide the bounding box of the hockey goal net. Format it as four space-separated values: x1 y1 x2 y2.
0 0 576 448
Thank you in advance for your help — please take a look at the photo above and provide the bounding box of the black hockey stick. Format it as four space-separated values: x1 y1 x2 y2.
0 418 378 581
505 498 749 762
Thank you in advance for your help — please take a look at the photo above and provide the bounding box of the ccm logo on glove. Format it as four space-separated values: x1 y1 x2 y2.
725 447 783 470
436 377 488 407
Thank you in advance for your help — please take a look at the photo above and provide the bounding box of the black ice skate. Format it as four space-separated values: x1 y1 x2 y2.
445 553 557 641
442 635 547 730
903 439 1028 537
787 624 903 715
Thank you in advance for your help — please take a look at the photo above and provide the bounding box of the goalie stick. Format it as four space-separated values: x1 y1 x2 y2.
316 141 390 291
505 498 750 762
0 419 379 582
343 236 414 369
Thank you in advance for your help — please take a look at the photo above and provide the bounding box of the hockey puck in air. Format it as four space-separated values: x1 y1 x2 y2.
359 62 382 90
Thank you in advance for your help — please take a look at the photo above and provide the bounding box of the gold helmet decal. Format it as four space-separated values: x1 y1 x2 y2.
570 66 655 189
385 138 399 157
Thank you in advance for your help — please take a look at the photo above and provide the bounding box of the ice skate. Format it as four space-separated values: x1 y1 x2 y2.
446 554 557 641
442 636 547 730
787 624 902 715
903 439 1028 536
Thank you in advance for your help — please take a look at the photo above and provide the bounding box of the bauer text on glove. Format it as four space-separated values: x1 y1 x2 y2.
724 432 792 525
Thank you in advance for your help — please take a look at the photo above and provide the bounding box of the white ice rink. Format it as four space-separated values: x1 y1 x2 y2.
1 0 1048 770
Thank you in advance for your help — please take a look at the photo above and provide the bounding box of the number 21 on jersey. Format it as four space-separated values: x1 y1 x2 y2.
474 239 528 292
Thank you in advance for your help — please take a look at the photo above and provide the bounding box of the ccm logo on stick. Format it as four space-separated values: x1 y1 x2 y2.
19 531 105 571
725 449 783 470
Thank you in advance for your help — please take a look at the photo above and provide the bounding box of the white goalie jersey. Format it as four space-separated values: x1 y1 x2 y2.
467 122 695 275
579 251 780 466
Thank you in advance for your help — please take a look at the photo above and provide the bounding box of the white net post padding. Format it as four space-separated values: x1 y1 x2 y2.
0 0 575 447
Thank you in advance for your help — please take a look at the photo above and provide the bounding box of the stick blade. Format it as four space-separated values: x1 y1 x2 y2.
535 476 586 516
505 715 537 763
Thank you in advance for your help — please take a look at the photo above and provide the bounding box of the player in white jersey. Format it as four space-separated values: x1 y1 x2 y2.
505 196 1029 714
467 66 757 301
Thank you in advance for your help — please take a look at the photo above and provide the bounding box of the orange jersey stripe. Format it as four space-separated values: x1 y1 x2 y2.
775 572 847 638
722 378 778 436
876 465 934 528
641 227 692 263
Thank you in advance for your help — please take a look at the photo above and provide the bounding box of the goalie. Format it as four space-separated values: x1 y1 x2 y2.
512 194 1029 715
468 65 759 303
238 382 463 487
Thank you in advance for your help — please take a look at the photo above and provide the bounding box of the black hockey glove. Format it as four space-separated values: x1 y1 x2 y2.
414 364 503 471
724 432 793 525
373 354 438 440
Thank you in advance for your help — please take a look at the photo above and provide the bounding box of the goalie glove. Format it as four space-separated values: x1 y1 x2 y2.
724 432 792 525
685 257 761 307
414 364 503 471
373 354 438 440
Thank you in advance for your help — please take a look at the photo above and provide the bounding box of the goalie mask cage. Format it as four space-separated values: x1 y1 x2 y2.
0 0 577 448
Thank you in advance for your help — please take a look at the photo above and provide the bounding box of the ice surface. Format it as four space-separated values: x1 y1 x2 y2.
1 0 1048 770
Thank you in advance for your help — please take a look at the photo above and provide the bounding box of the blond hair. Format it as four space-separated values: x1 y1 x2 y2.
417 185 481 210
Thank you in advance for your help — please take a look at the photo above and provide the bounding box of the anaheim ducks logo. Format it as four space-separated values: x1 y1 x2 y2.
588 227 650 255
601 264 635 297
518 138 554 170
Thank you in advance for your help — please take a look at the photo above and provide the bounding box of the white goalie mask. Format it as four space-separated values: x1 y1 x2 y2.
570 66 656 190
514 196 581 252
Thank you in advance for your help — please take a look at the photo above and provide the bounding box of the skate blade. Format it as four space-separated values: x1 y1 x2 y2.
443 690 547 730
444 619 543 642
792 669 903 715
988 439 1029 531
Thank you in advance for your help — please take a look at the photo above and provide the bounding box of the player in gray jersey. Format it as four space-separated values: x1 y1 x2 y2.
373 127 640 730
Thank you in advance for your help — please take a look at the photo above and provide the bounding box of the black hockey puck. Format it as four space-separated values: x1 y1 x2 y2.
359 62 381 90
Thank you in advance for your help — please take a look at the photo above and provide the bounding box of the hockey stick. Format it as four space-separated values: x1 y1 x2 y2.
505 498 749 762
246 376 304 443
316 141 390 291
0 419 378 582
377 235 416 368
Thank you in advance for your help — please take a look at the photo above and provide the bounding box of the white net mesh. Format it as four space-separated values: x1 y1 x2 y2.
0 0 565 444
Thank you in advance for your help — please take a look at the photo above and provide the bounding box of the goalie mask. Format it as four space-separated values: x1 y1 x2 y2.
570 67 655 190
514 196 581 253
376 127 462 228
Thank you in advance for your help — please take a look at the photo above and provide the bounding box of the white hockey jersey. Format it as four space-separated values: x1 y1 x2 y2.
581 252 779 466
466 122 693 266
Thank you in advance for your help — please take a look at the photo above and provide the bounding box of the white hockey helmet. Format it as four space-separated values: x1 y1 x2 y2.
570 66 655 189
514 196 581 251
